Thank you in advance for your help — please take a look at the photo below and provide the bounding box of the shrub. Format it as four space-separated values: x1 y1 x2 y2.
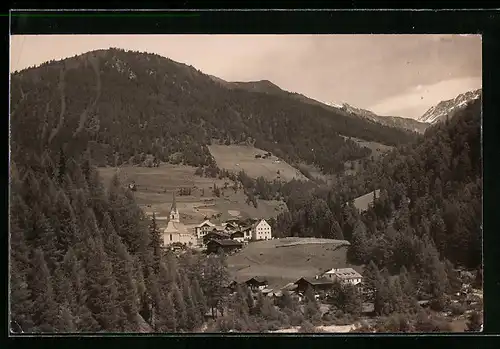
298 321 316 333
449 302 466 316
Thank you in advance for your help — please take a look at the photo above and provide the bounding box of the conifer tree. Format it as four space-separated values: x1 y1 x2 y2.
191 277 208 318
172 284 188 330
149 212 163 274
162 292 177 332
28 249 59 332
84 236 122 331
10 218 34 331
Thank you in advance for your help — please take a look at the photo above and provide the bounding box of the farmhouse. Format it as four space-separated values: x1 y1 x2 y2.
230 230 245 243
202 231 230 245
206 239 243 255
251 219 272 240
195 220 216 239
322 268 363 285
294 277 335 293
163 193 196 246
245 277 269 291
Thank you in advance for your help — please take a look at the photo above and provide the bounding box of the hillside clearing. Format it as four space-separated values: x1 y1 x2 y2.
98 164 286 225
352 189 381 212
208 144 308 182
227 237 361 290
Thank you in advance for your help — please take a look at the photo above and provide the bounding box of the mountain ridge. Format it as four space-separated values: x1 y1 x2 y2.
209 76 429 134
10 48 418 174
418 88 482 124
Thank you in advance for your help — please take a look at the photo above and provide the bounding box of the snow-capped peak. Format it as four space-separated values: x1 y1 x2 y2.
418 89 482 124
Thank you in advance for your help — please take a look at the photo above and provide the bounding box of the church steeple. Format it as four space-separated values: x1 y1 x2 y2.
172 191 177 211
170 191 180 223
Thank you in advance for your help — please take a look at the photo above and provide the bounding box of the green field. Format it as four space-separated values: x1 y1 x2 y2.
208 144 308 182
98 164 287 225
227 237 361 290
340 137 394 176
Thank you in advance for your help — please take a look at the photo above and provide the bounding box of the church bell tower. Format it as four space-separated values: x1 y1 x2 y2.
170 192 180 223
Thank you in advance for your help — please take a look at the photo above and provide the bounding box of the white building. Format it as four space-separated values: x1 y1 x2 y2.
163 193 196 246
251 219 272 240
194 220 217 239
323 268 363 285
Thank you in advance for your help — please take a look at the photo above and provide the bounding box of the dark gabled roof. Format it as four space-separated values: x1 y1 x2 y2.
246 276 268 284
208 239 242 247
204 231 229 238
231 230 244 236
295 277 334 286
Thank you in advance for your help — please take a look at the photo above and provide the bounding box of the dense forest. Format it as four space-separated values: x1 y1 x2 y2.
11 48 417 174
9 144 482 333
240 98 482 274
8 142 481 333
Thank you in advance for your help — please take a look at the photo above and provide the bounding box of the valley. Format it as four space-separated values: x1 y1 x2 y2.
9 38 483 335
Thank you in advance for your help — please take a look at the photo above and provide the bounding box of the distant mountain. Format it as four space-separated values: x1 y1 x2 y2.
10 48 418 174
210 76 429 134
337 103 429 134
209 76 330 108
418 89 482 124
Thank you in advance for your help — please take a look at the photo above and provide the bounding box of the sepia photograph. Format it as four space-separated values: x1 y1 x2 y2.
9 32 482 334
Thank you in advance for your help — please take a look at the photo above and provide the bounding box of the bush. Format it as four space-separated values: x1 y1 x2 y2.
286 310 304 326
449 302 466 316
298 321 316 333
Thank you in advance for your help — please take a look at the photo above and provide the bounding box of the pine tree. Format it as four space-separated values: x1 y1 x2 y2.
181 275 202 330
363 260 381 301
162 292 177 332
10 218 34 332
347 221 368 264
104 226 140 330
149 213 163 274
191 277 208 318
28 249 60 332
58 305 77 332
84 236 122 331
172 284 188 330
202 254 229 317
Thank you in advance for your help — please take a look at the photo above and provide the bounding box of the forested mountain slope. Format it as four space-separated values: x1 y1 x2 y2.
10 48 417 174
270 96 481 269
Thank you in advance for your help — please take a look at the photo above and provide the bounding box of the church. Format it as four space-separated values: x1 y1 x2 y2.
163 193 196 246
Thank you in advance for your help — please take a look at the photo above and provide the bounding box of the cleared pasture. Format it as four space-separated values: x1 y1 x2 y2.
97 164 286 225
208 144 308 182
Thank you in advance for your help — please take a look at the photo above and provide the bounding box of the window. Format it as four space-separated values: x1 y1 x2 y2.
170 234 172 241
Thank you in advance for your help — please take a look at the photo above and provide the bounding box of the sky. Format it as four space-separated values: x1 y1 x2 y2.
10 34 482 119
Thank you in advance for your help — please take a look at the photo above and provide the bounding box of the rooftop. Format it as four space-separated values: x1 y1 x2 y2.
246 276 268 284
209 239 242 247
296 277 334 286
324 268 362 279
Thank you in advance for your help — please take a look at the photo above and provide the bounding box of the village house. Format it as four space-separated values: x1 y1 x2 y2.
206 239 242 255
202 231 230 246
230 230 245 243
163 193 196 247
294 276 335 294
322 268 363 285
195 220 216 239
245 277 269 291
251 219 272 240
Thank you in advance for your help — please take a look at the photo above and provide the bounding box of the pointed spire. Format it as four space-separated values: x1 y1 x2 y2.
172 191 177 211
